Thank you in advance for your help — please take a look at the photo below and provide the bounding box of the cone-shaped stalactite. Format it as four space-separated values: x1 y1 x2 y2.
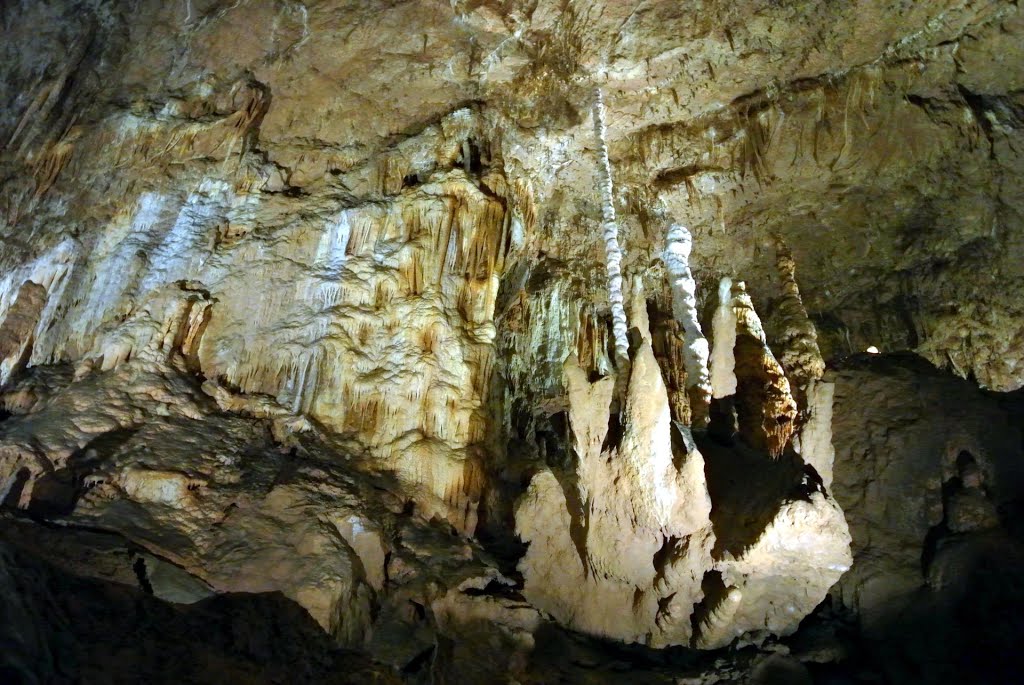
664 223 712 428
591 88 630 370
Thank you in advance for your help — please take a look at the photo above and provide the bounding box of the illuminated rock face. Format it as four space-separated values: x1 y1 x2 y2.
1 0 1023 682
6 165 525 534
516 291 718 647
515 289 849 648
0 281 46 387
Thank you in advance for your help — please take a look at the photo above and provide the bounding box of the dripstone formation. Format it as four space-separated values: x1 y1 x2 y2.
2 1 1023 683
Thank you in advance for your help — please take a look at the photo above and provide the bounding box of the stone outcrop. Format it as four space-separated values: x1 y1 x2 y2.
0 537 400 685
1 0 1023 682
827 354 1024 683
0 353 541 678
830 355 1024 629
515 287 850 649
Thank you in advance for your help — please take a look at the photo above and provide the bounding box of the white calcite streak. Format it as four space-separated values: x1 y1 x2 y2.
591 88 630 368
664 223 712 424
140 179 232 293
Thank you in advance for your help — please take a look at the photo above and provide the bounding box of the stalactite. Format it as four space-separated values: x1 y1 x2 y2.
664 223 712 428
31 125 81 200
591 88 630 368
6 163 513 543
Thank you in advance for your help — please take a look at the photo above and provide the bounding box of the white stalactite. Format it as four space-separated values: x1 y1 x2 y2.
591 88 630 367
664 223 712 424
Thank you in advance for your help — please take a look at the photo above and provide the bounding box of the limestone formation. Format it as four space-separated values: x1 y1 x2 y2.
772 239 825 409
794 378 837 487
0 281 45 388
709 278 798 456
1 0 1023 682
731 282 799 457
591 88 630 370
828 355 1024 683
664 223 713 428
830 356 1024 632
710 277 739 399
515 342 716 645
515 284 849 648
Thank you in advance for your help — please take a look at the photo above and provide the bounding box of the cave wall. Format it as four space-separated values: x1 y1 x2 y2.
1 0 1024 682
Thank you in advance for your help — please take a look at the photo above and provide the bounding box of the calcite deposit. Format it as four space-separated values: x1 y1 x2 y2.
2 0 1024 683
515 287 850 650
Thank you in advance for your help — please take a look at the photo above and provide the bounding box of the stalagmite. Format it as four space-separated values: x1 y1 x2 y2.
731 282 798 457
591 88 630 368
710 276 737 398
515 332 716 647
694 587 743 650
5 2 1022 680
797 378 836 487
773 239 825 407
706 275 798 456
664 223 712 428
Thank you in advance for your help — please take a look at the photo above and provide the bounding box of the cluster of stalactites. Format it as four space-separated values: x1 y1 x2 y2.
591 88 630 370
664 223 712 428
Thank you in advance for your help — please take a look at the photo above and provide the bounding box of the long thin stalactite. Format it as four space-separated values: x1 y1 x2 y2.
591 88 630 369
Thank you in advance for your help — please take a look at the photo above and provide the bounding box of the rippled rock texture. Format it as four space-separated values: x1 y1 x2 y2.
2 1 1024 683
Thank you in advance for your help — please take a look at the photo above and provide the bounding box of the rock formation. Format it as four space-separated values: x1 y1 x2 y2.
515 285 849 649
515 288 717 648
664 222 713 427
1 0 1024 683
591 88 630 371
772 239 825 410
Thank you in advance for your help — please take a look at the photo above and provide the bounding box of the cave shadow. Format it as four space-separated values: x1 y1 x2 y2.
24 426 139 519
0 540 384 685
527 620 708 676
832 528 1024 685
920 450 980 576
696 402 823 560
1 467 31 508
